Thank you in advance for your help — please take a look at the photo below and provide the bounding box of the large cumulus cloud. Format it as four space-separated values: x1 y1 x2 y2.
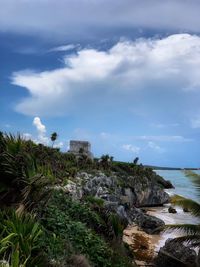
12 34 200 120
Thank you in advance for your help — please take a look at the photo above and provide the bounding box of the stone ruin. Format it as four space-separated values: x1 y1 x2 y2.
68 140 93 159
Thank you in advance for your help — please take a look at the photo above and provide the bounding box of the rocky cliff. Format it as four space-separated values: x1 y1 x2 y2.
82 171 170 207
61 169 172 234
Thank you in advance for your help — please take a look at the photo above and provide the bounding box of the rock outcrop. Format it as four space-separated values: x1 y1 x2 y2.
79 170 168 233
168 206 177 213
127 207 165 234
83 171 169 207
54 170 170 236
154 239 197 267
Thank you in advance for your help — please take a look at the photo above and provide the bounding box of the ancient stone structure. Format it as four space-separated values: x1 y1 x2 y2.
68 140 93 158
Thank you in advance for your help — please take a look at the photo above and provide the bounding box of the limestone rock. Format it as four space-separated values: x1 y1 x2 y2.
183 207 189 212
154 238 197 267
168 206 177 213
53 181 83 200
128 207 165 234
83 171 169 208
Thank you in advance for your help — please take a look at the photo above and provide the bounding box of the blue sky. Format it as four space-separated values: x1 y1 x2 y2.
1 0 200 167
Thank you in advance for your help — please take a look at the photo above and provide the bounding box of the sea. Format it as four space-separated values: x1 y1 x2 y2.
148 170 200 250
156 169 200 203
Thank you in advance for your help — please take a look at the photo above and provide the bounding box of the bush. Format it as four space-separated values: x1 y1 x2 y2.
84 196 104 207
0 209 45 267
39 191 133 267
40 192 113 266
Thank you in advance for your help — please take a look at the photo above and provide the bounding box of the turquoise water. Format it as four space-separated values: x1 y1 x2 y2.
155 170 200 203
149 170 200 249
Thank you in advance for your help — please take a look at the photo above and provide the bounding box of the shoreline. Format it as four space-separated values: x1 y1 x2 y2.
123 224 158 265
123 203 199 265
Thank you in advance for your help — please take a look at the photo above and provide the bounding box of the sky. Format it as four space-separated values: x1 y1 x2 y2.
1 0 200 167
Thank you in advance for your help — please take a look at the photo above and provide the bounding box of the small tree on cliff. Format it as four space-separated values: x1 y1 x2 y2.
133 157 139 165
50 132 58 148
100 154 112 170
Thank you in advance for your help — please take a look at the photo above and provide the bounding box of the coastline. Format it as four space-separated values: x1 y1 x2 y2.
123 224 160 265
123 203 200 264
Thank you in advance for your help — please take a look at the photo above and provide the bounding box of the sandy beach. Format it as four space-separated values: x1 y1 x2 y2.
123 204 200 265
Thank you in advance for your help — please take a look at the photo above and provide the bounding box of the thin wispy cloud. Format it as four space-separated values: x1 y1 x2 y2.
122 144 141 154
49 44 79 52
191 116 200 129
147 141 164 153
150 123 179 129
134 135 193 142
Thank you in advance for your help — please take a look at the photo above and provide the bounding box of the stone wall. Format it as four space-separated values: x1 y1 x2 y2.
68 140 93 158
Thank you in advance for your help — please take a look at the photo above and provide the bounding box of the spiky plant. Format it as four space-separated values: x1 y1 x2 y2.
0 133 54 207
21 158 55 210
0 133 29 204
0 210 44 267
167 195 200 248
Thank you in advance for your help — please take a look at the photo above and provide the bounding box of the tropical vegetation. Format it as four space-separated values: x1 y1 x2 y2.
0 132 137 266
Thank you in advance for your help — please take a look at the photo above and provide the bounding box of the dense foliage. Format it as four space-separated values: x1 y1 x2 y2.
38 190 133 267
0 133 136 267
0 210 45 267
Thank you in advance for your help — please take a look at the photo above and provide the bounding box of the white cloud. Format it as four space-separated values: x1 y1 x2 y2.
49 44 78 52
5 124 11 128
33 117 46 134
122 144 141 154
33 117 49 144
150 123 179 128
100 132 111 139
11 34 200 117
135 135 192 142
191 116 200 128
54 142 64 148
22 133 32 140
1 1 200 38
147 141 164 153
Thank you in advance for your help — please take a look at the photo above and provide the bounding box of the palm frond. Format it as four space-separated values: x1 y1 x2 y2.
166 223 200 235
171 195 200 217
172 234 200 248
183 170 200 195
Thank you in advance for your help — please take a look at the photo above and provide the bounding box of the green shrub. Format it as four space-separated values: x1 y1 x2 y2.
42 191 106 236
108 214 124 238
39 190 134 267
84 196 104 207
40 194 112 266
0 209 45 267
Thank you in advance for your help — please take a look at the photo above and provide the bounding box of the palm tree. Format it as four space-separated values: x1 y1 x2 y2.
50 132 58 148
133 157 139 165
167 195 200 248
100 154 111 170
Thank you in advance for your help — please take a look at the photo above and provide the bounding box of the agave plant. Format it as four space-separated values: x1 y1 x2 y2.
167 194 200 248
0 133 29 204
0 133 54 207
21 161 54 210
0 210 44 267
